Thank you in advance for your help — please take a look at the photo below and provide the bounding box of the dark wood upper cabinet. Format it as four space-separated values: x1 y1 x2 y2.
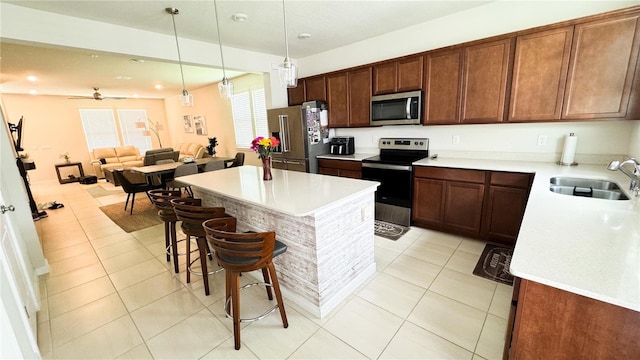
372 61 397 95
509 27 574 121
287 80 305 106
304 75 327 102
373 56 424 95
348 67 372 127
562 13 640 119
327 72 349 128
424 49 463 124
397 56 424 92
461 38 513 123
327 67 371 128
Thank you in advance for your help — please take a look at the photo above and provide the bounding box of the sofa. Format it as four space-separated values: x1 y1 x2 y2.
90 145 144 179
143 148 179 166
174 143 207 161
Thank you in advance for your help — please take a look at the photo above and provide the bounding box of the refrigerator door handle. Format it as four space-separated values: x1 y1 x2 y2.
279 115 290 153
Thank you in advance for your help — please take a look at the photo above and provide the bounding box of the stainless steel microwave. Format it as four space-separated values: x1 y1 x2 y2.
370 90 422 126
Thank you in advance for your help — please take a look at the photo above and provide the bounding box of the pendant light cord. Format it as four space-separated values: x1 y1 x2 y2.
168 9 187 92
282 0 290 61
213 0 227 79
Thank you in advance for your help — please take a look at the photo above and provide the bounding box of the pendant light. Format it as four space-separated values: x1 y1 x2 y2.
277 0 298 88
213 0 233 99
166 7 193 107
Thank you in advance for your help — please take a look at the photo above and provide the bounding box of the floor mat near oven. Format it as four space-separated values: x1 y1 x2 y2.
472 244 514 286
374 220 410 241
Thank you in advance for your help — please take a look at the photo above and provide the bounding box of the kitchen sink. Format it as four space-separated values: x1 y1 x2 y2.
549 177 629 200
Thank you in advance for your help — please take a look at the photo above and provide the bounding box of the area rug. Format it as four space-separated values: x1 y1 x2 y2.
473 244 514 285
99 197 161 233
374 220 410 241
86 184 123 198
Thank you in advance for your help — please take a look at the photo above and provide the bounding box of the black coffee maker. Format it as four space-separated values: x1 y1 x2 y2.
329 137 355 155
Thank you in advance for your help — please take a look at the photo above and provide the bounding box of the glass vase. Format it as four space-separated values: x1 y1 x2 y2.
261 157 272 181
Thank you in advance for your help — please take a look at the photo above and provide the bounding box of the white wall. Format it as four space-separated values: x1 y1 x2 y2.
296 0 640 162
298 1 640 76
338 120 636 164
629 121 640 158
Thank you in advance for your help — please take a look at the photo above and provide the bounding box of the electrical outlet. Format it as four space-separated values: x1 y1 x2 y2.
452 135 460 145
537 135 547 146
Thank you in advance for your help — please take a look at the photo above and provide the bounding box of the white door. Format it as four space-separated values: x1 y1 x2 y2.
0 105 46 359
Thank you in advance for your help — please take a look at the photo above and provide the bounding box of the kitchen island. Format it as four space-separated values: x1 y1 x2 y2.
176 165 379 318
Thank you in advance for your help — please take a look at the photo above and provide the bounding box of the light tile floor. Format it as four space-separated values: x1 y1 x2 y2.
32 179 511 359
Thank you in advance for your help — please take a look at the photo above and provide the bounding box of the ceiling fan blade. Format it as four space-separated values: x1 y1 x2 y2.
67 96 97 99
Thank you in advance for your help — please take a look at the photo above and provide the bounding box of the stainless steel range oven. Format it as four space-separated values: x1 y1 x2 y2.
362 138 429 227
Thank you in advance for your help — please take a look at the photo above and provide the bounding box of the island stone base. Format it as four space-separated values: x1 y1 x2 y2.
194 188 376 318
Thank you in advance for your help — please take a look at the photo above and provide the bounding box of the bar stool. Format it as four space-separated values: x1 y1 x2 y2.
147 189 183 273
203 219 288 350
170 197 227 296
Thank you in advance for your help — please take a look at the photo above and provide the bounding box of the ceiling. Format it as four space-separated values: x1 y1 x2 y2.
0 0 493 99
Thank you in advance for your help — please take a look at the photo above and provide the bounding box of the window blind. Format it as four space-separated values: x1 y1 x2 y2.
231 92 254 149
118 109 151 153
252 89 269 138
79 109 119 151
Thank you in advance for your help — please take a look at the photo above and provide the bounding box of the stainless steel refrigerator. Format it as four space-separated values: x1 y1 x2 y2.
267 101 330 173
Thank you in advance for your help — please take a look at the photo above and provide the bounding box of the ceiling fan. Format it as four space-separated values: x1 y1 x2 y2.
68 87 127 100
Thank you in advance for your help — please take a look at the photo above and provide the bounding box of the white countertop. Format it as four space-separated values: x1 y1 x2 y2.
176 165 380 217
413 157 640 311
317 153 376 161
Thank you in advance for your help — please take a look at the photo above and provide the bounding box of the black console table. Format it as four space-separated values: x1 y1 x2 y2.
55 162 85 184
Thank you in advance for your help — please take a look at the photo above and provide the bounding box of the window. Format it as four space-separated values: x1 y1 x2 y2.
117 109 151 153
80 108 153 153
79 109 119 151
231 89 268 149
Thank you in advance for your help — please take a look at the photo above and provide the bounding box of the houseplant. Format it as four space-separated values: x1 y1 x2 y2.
250 136 280 181
206 137 218 156
59 152 71 163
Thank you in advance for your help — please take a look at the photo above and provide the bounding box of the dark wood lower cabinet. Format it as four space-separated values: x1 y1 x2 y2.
505 279 640 359
443 181 485 234
318 159 361 179
413 178 446 227
413 167 532 245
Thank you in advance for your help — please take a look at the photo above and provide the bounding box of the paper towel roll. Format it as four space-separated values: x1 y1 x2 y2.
560 133 578 165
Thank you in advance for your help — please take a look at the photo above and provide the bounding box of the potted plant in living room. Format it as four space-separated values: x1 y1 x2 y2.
250 136 280 181
206 137 218 156
59 152 71 163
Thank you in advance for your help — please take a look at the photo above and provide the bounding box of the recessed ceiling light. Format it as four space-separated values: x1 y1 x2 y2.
298 33 311 40
27 75 38 82
28 90 37 95
232 13 248 22
90 54 99 58
154 84 163 90
131 59 145 63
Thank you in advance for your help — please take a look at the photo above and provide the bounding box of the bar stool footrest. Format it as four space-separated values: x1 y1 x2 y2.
188 257 224 276
165 238 199 257
224 281 279 323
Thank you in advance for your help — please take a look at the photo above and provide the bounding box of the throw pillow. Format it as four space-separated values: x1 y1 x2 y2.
99 158 107 164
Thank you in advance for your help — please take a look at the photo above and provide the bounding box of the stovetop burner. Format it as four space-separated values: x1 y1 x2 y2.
363 138 429 165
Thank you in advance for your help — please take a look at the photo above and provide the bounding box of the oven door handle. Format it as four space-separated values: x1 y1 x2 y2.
362 163 412 171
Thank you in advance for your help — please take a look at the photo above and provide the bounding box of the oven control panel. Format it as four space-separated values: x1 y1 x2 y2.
379 138 429 151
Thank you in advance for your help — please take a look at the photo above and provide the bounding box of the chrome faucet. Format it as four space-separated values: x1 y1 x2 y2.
607 158 640 197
